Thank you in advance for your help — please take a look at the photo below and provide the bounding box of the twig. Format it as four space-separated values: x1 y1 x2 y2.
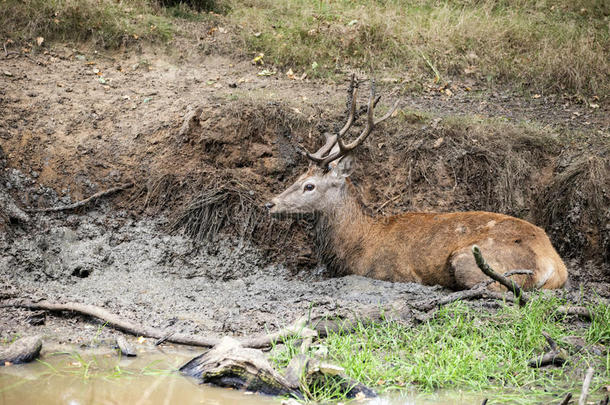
26 182 134 213
578 367 594 405
376 195 401 213
472 245 528 307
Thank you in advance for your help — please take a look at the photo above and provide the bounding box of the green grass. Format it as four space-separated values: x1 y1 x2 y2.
271 294 609 403
229 0 609 96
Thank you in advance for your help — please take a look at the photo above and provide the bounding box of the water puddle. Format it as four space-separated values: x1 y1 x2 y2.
0 345 484 405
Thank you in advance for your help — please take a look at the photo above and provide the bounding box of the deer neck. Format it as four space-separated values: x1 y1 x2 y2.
314 181 373 276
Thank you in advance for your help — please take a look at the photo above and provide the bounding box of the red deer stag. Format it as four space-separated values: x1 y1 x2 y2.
265 77 567 290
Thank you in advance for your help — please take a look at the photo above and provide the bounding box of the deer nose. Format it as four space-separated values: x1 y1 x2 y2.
264 202 275 210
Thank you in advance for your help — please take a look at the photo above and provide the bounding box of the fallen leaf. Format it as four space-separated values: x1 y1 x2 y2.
347 19 358 26
354 392 366 401
433 137 444 148
3 71 13 77
218 27 227 34
286 68 295 79
532 94 541 99
252 53 264 65
137 336 146 344
589 103 599 109
253 32 261 37
444 88 453 97
4 361 12 367
36 36 44 46
257 69 276 76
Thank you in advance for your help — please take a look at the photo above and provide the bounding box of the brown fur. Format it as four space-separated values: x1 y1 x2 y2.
270 169 568 290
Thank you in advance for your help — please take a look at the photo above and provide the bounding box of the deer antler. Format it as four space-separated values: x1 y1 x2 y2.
304 75 399 168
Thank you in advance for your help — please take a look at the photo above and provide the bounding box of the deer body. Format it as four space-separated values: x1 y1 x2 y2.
267 76 567 290
308 180 567 290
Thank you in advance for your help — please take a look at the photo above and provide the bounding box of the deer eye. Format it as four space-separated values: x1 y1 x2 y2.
304 183 315 192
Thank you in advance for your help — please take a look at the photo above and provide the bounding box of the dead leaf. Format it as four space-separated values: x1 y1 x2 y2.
532 94 541 99
257 69 276 76
137 336 146 344
253 32 261 37
354 392 366 401
286 68 295 79
252 53 264 65
444 88 453 97
36 37 44 46
589 103 599 109
3 71 13 77
433 137 444 148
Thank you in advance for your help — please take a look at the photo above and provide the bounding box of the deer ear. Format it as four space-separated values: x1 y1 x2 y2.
333 154 354 178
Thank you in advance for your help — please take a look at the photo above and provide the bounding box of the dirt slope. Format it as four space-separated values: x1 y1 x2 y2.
0 42 608 341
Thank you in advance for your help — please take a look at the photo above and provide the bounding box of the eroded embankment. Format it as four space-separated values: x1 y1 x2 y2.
0 95 609 341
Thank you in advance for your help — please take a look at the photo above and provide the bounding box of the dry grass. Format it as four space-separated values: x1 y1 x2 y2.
230 0 609 96
0 0 175 48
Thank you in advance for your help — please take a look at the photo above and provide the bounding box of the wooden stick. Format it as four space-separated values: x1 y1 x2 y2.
472 245 527 307
3 300 220 347
557 306 593 321
578 367 594 405
26 182 134 213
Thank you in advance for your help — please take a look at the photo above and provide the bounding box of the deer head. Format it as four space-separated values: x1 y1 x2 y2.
266 76 398 217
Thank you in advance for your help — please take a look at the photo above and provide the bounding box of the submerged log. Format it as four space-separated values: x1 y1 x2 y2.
0 336 42 365
180 337 300 397
180 336 377 399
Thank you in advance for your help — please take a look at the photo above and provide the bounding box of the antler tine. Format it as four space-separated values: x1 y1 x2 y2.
306 76 399 168
305 132 338 163
306 74 357 166
338 78 377 152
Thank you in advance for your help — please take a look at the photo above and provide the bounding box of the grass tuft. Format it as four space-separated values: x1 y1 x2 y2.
270 294 610 403
230 0 609 95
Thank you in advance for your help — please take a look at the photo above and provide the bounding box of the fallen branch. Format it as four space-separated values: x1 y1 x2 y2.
26 182 134 213
413 269 532 311
557 306 593 321
578 367 594 405
472 245 527 307
4 299 383 349
528 331 567 368
3 300 220 347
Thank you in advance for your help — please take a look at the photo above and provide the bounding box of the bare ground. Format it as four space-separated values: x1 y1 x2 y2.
0 37 608 344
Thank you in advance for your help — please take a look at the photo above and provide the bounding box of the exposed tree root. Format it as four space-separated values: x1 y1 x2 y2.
26 182 134 213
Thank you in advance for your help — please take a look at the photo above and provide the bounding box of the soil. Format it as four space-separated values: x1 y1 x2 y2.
0 31 608 346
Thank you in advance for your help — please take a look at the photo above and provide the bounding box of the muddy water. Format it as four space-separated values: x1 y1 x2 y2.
0 348 484 405
0 348 277 405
